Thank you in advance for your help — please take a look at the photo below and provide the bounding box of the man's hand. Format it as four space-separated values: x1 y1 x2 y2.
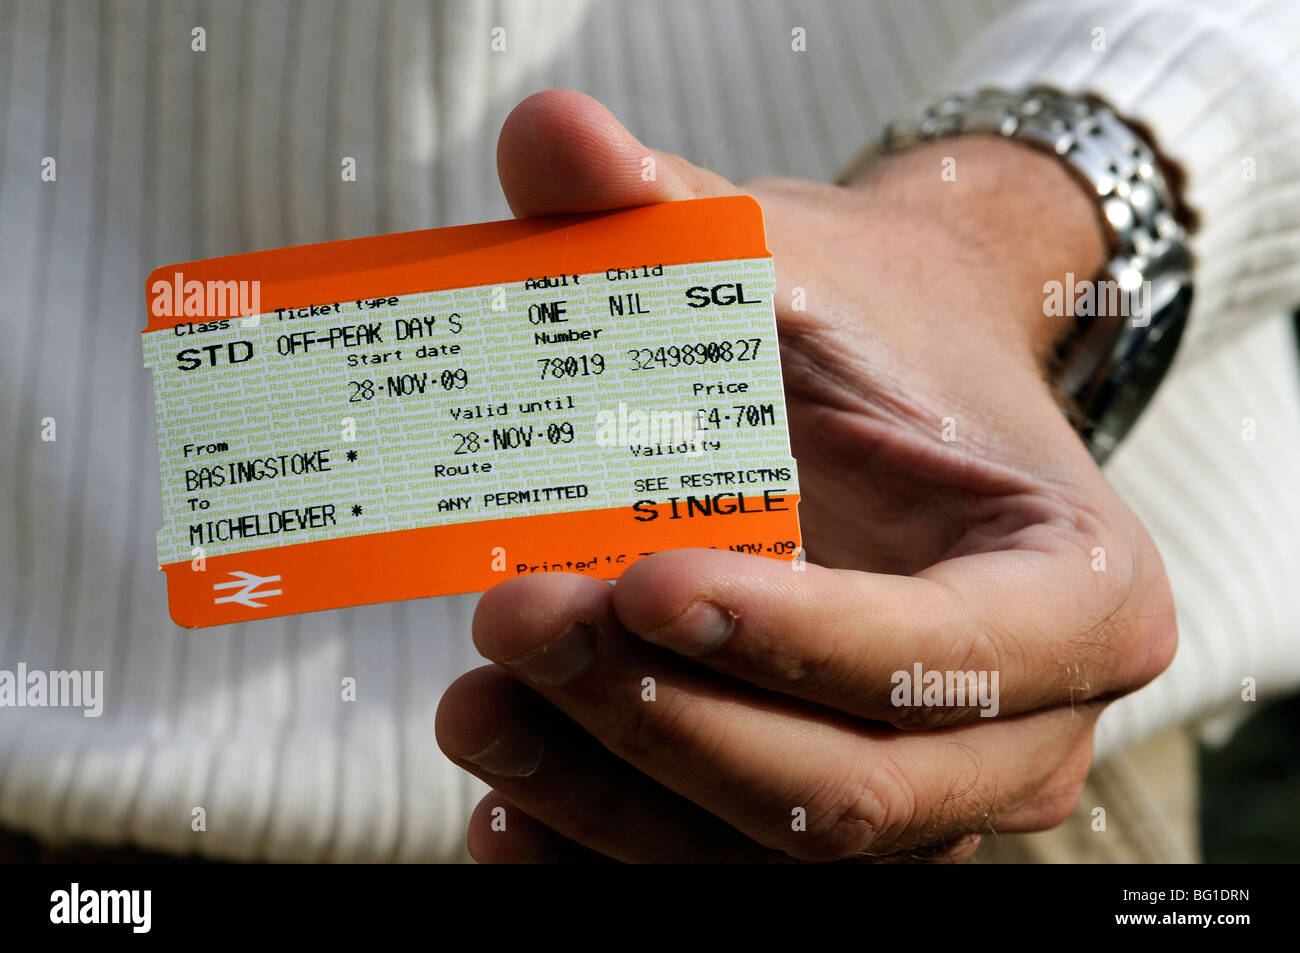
435 90 1178 863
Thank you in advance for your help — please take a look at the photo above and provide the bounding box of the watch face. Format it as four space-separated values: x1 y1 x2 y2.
1089 284 1192 464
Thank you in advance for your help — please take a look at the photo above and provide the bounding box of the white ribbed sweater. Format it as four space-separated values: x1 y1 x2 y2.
1 0 1298 861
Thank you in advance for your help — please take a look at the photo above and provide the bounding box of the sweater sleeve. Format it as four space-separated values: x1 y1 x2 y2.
938 0 1300 367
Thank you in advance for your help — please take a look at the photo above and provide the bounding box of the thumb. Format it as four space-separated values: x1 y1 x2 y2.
496 89 739 217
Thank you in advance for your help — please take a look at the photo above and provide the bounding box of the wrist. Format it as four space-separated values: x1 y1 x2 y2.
848 135 1109 368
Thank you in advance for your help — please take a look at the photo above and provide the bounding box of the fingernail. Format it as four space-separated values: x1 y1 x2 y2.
646 600 735 656
504 620 598 685
464 722 545 777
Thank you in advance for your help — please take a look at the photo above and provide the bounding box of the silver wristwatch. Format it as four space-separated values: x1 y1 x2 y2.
839 86 1194 465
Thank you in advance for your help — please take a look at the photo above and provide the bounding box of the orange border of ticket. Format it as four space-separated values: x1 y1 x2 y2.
145 196 772 333
145 196 801 627
162 498 801 628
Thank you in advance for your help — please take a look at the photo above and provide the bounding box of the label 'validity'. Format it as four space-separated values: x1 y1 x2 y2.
143 196 801 628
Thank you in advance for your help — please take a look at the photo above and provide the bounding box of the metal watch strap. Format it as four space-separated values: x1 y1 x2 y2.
840 86 1194 464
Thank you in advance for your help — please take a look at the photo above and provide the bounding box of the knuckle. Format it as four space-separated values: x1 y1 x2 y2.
1013 738 1094 831
883 618 1001 729
1094 527 1180 694
948 616 1003 678
1101 590 1179 695
604 684 716 780
731 617 819 687
1133 602 1179 686
547 780 626 847
885 698 964 730
785 756 920 862
1031 787 1085 831
936 833 983 864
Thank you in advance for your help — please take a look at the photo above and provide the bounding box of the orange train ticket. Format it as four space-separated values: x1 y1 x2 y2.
143 195 802 628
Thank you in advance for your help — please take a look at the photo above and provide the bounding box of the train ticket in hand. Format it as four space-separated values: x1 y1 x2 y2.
143 196 802 628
